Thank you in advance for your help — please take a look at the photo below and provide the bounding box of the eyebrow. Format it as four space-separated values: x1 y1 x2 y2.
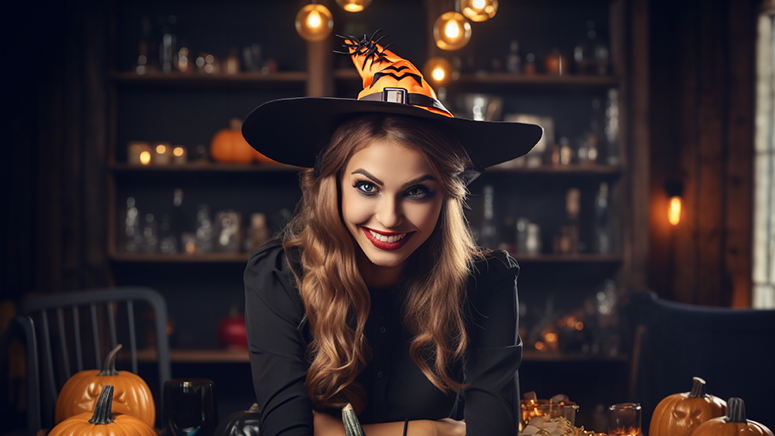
351 169 437 188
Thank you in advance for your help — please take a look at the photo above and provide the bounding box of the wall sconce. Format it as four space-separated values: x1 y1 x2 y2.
295 2 334 42
336 0 371 12
666 181 683 226
422 57 454 87
433 1 472 51
461 0 498 22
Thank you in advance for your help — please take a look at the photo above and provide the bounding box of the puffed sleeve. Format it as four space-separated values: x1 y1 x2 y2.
244 240 313 436
463 250 522 436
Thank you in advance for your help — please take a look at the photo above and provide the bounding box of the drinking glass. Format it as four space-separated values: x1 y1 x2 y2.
608 403 642 436
163 378 219 436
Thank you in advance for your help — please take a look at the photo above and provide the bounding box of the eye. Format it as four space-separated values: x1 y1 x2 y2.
405 185 433 199
354 180 378 195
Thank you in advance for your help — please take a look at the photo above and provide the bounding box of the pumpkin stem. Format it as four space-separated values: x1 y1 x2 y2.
248 403 260 414
689 376 707 398
99 344 122 376
726 397 747 423
89 385 115 425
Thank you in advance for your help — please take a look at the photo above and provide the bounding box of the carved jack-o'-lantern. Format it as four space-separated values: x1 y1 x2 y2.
55 344 155 428
649 377 727 436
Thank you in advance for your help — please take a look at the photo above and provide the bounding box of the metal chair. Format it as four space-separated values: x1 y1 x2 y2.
18 286 171 431
0 315 40 436
625 291 775 432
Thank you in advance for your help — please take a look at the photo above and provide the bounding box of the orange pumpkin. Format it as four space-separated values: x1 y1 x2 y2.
210 118 276 164
691 397 773 436
55 344 155 428
650 377 727 436
50 385 157 436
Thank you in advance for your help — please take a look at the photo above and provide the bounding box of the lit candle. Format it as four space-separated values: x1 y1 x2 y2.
172 145 188 165
153 142 172 165
127 141 152 166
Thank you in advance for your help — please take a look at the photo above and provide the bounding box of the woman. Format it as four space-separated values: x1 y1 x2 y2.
241 34 543 436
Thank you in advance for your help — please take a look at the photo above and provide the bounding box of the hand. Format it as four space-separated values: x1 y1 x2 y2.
432 418 466 436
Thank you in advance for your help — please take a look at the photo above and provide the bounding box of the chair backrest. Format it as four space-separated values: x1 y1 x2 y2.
626 291 775 432
18 286 171 430
0 315 40 436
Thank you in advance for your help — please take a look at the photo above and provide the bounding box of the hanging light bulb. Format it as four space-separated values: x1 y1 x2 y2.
433 11 471 50
422 57 454 87
295 3 334 42
336 0 371 12
461 0 498 22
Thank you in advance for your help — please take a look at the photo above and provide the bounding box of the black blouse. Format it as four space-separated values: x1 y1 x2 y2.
244 240 522 436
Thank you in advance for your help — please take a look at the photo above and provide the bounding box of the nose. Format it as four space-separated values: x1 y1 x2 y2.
375 196 403 228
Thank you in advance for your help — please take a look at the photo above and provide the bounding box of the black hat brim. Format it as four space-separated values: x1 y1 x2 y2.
242 97 544 169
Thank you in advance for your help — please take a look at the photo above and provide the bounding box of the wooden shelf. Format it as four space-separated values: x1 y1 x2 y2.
110 162 302 173
109 252 251 263
127 348 626 364
335 69 620 89
130 348 250 363
455 73 621 88
110 71 307 88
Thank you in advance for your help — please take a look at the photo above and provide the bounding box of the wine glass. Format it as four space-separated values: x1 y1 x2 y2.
163 378 219 436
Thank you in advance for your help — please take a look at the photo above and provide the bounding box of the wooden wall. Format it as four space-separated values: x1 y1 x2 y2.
647 0 758 307
0 1 112 300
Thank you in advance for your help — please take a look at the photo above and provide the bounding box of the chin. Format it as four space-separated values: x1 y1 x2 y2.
362 252 410 268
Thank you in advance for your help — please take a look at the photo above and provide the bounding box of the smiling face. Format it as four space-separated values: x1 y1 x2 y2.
340 139 444 287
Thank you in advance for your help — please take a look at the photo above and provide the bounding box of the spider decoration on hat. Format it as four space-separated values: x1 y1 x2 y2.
336 30 391 69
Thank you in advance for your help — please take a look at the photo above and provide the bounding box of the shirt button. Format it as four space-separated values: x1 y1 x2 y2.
377 371 384 378
379 326 386 333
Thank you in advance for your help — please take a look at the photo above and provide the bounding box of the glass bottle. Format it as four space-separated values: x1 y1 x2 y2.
506 40 521 74
135 16 154 74
159 15 178 73
195 204 214 253
480 185 497 248
604 89 620 165
159 213 178 255
169 188 190 253
122 197 142 252
524 53 536 76
557 188 580 254
141 213 159 253
594 182 612 254
591 21 610 75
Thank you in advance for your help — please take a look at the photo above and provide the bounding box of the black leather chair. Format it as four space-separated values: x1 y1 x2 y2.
18 287 171 432
625 291 775 432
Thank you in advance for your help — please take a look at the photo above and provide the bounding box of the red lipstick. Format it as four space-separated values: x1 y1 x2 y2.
361 227 413 251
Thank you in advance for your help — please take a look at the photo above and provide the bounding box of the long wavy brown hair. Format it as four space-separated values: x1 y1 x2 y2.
282 114 483 413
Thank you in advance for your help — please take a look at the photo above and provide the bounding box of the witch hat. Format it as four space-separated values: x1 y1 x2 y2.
241 32 543 176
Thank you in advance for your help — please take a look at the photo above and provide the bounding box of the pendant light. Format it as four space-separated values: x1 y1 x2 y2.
433 1 472 51
461 0 498 22
336 0 371 12
295 2 334 42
